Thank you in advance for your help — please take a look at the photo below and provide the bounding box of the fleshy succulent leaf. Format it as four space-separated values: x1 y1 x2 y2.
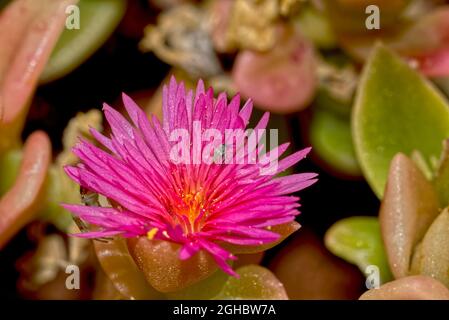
94 237 164 299
360 275 449 300
0 132 51 248
270 230 365 299
165 269 230 300
325 216 392 283
310 108 361 177
232 25 317 113
411 208 449 288
433 139 449 207
352 44 449 198
214 265 288 300
40 0 126 83
127 237 218 293
380 153 440 279
0 149 22 195
0 0 76 152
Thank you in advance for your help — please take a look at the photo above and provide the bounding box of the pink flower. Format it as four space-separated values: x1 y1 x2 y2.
62 77 317 276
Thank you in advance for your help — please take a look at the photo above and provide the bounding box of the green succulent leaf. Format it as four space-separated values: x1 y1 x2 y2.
166 269 230 300
411 208 449 288
0 150 75 231
214 265 288 300
433 140 449 207
0 146 74 231
325 216 393 283
0 149 22 196
40 166 75 231
40 0 126 83
310 107 361 177
353 44 449 198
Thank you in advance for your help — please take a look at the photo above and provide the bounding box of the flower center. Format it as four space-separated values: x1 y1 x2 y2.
182 191 204 222
171 190 208 233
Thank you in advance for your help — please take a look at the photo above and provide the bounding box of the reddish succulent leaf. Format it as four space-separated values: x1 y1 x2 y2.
94 237 163 299
270 229 364 299
380 153 440 279
209 0 234 53
0 0 77 151
339 6 449 77
392 7 449 54
360 275 449 300
127 237 218 293
0 131 51 248
232 25 317 114
392 7 449 77
405 48 449 78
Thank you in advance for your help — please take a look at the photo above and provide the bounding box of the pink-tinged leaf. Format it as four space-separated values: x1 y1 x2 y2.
405 48 449 78
360 275 449 300
270 229 364 299
209 0 234 53
380 153 440 279
391 7 449 56
0 0 78 151
392 7 449 77
232 25 317 114
340 6 449 77
0 131 51 248
127 237 218 293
